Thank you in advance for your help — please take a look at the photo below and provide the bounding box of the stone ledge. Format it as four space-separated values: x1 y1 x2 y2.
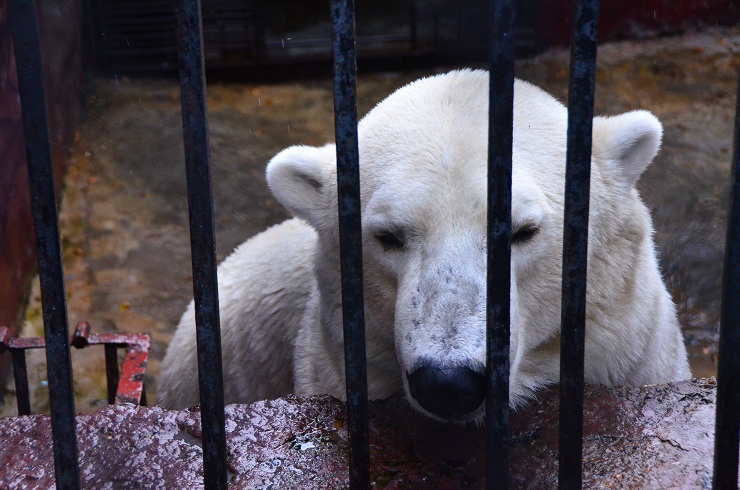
0 379 725 488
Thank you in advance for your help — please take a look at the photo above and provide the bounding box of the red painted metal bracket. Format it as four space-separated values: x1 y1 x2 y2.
0 322 150 415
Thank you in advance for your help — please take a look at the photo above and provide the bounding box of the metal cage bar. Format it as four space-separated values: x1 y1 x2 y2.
0 326 44 415
712 62 740 490
330 0 371 487
558 0 600 488
486 1 516 489
11 349 31 415
175 0 228 488
104 344 119 405
8 0 80 487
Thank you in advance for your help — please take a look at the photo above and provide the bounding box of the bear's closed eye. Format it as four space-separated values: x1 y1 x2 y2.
512 223 539 245
375 230 405 251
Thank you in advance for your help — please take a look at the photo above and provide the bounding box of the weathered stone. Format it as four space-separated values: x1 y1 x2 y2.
0 379 728 488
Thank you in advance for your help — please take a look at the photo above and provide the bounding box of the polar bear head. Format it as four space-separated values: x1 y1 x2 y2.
266 69 667 422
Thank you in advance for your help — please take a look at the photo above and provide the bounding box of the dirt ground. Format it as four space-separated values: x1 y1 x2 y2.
2 27 738 416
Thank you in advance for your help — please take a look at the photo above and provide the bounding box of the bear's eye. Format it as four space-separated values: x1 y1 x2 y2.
512 223 539 245
375 230 405 251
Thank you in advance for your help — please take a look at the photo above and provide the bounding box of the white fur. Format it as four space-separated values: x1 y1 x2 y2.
158 70 690 420
157 219 316 409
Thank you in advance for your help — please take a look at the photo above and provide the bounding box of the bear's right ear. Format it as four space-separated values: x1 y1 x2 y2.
592 110 663 190
266 144 336 228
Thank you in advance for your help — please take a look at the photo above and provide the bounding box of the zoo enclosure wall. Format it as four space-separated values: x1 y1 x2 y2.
1 2 738 487
2 0 739 375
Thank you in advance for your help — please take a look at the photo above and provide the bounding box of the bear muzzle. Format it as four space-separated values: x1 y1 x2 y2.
406 363 486 421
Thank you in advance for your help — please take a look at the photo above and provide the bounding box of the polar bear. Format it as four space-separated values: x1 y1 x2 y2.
158 69 690 422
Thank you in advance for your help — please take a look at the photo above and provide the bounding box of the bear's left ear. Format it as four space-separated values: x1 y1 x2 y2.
592 110 663 189
266 144 336 229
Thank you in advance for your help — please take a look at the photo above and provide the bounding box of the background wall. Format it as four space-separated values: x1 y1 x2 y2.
538 0 740 46
0 0 737 400
0 0 83 394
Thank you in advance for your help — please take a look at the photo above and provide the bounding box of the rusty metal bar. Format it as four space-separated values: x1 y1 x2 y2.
712 62 740 490
8 0 79 486
1 327 34 415
71 322 150 406
330 0 370 487
1 324 150 413
558 0 600 489
1 326 43 416
104 345 119 405
174 0 228 488
486 0 516 488
10 350 31 416
72 322 152 407
115 345 149 405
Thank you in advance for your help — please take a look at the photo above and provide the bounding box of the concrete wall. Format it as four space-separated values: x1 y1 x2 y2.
0 0 83 391
537 0 740 46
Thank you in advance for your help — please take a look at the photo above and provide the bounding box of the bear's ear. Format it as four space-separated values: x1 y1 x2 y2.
592 110 663 189
266 144 336 227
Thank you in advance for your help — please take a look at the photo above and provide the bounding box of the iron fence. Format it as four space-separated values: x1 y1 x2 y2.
4 0 740 488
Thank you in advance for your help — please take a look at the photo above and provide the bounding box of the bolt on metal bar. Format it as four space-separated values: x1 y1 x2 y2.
712 62 740 490
175 1 228 488
558 1 600 489
330 0 370 487
8 0 80 487
486 1 516 489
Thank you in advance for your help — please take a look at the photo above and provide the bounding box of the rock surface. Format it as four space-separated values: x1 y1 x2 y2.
0 379 726 489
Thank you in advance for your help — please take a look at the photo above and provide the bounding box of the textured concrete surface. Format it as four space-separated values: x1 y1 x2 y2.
0 379 726 489
1 27 738 416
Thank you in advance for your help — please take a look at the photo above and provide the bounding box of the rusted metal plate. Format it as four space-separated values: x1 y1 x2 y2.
116 348 149 405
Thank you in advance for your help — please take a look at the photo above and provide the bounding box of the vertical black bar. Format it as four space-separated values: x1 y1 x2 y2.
175 1 227 488
712 63 740 490
486 1 516 489
8 0 80 487
558 1 599 489
11 350 31 416
140 385 148 406
104 345 119 404
330 1 370 488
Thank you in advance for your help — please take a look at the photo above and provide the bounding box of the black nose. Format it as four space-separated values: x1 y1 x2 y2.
406 363 486 420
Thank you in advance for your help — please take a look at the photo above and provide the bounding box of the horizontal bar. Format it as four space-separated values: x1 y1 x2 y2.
712 62 740 490
331 0 370 487
175 0 228 489
558 0 600 489
486 0 516 489
71 321 150 349
8 0 80 487
0 325 46 351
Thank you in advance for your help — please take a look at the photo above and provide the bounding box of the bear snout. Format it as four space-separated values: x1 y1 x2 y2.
406 363 486 421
